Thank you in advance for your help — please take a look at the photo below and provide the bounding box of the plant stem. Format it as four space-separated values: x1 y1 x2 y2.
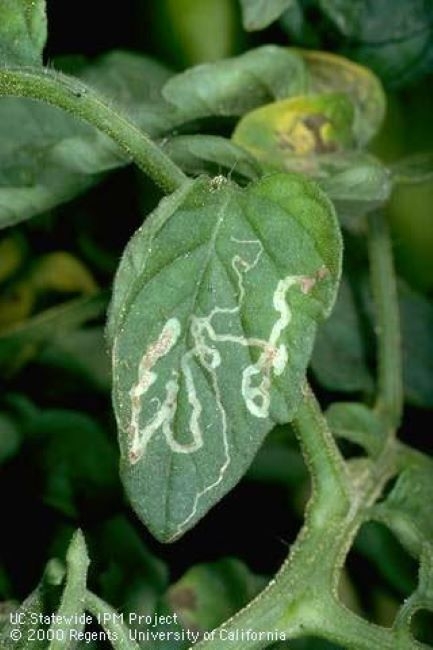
194 450 405 650
367 210 403 430
195 386 405 650
48 530 89 650
85 591 140 650
0 67 187 194
293 383 351 517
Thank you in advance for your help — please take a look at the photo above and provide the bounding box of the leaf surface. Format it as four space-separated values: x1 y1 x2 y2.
0 51 173 228
0 0 46 66
374 462 433 558
162 46 308 119
326 402 384 457
160 135 261 182
240 0 295 31
109 173 341 540
166 558 266 631
311 275 373 393
318 0 433 86
298 49 386 145
232 93 354 169
24 409 118 517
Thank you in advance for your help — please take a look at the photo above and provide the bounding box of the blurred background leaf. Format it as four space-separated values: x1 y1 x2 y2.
0 0 47 67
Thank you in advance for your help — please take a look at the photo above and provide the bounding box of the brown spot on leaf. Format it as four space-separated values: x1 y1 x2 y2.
299 276 316 294
299 266 329 295
317 266 329 280
168 587 197 611
302 114 337 154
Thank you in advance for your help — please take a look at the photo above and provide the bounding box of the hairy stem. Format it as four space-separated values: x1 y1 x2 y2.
367 210 403 430
195 383 407 650
48 530 89 650
293 383 351 516
0 67 187 194
85 591 139 650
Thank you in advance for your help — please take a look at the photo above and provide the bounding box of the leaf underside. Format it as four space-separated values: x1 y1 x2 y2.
108 173 341 541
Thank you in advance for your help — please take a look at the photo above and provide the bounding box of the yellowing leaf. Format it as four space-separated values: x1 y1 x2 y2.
30 252 98 295
232 93 354 171
0 282 35 332
0 236 25 284
298 49 386 145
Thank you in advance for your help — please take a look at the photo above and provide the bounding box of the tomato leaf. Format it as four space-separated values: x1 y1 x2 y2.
109 173 341 541
233 93 354 161
0 51 174 228
311 275 374 393
0 0 46 67
166 558 266 631
326 402 384 457
318 0 433 87
298 49 386 145
399 284 433 409
239 0 296 31
162 46 308 119
160 135 261 182
374 462 433 558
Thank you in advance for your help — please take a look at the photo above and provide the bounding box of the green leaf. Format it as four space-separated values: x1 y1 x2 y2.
0 293 108 373
0 585 47 648
162 46 308 119
298 49 386 145
239 0 295 31
152 0 238 67
374 462 433 558
318 0 433 87
160 135 261 182
252 149 391 225
0 532 89 649
0 412 21 464
0 560 65 649
318 154 391 224
232 93 355 170
78 50 172 105
316 275 433 407
360 279 433 408
0 99 122 228
247 434 307 487
109 173 341 540
0 234 27 284
0 0 46 66
48 530 89 649
386 169 433 292
38 327 111 391
399 285 433 409
84 591 140 650
354 521 418 597
93 517 168 612
166 558 266 631
0 51 174 228
391 152 433 185
76 50 175 136
311 275 374 393
326 402 384 457
24 409 118 517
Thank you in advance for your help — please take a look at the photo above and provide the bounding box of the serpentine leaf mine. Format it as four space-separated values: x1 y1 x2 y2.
109 174 342 541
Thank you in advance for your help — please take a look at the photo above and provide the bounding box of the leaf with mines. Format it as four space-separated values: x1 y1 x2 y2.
108 173 342 541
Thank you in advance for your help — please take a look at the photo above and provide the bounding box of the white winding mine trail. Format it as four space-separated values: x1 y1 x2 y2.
127 237 319 536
